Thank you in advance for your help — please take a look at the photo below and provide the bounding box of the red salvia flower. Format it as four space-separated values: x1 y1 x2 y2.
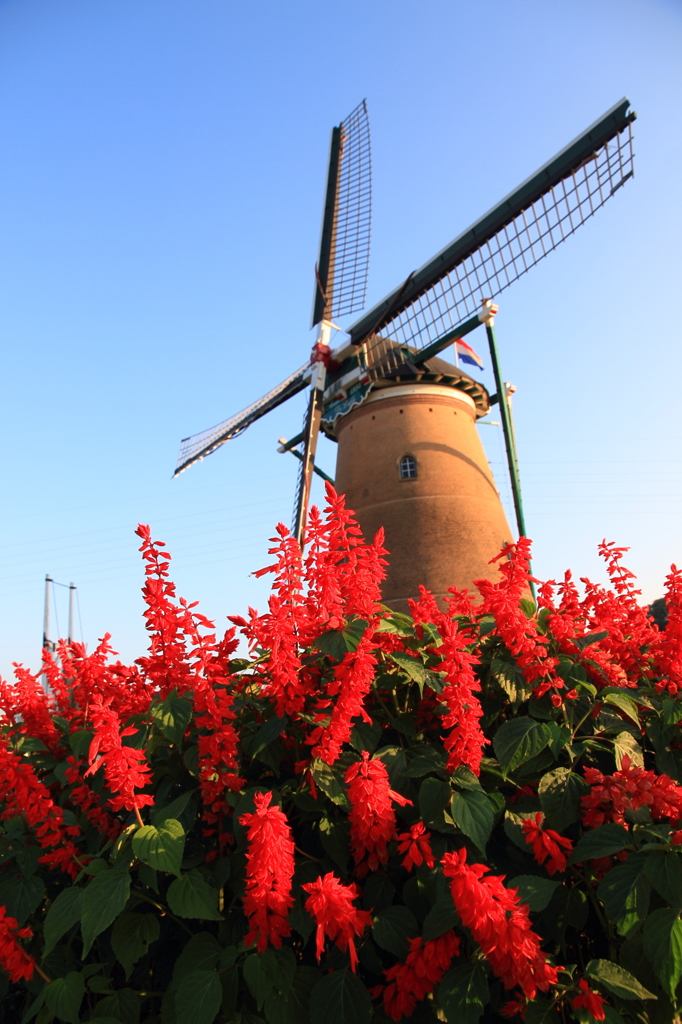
64 757 120 839
239 791 295 951
521 813 572 875
442 847 557 1000
85 694 154 815
571 978 608 1020
0 906 35 983
652 564 682 694
345 752 412 877
397 822 435 871
0 735 81 878
301 872 372 971
309 635 378 766
437 616 487 775
382 931 461 1021
581 756 682 830
475 539 559 698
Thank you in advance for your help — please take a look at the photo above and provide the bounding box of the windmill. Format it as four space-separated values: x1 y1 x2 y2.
174 98 636 609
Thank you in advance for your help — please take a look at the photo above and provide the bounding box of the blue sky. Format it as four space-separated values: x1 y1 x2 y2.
0 0 680 678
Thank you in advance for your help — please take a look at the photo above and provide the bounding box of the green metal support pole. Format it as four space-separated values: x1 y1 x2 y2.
485 320 527 540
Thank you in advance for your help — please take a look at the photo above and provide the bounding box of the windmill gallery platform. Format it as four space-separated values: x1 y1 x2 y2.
326 349 513 613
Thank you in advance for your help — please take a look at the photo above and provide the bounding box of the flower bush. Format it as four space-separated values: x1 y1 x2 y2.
0 483 681 1024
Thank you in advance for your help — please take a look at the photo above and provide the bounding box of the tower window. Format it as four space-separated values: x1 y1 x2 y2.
399 455 417 480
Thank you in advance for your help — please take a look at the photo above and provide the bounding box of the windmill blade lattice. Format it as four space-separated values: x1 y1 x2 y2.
174 361 310 476
312 99 371 326
348 98 635 376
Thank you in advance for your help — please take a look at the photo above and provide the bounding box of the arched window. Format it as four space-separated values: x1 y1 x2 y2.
399 455 417 480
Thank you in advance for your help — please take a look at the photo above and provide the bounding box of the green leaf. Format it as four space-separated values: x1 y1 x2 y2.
132 818 185 876
389 652 429 691
111 912 160 978
152 791 193 826
167 870 222 920
419 777 456 834
175 969 222 1024
362 873 395 913
538 768 589 832
44 972 85 1024
569 823 633 864
404 745 447 777
150 694 193 746
310 759 349 808
43 887 83 956
604 693 640 728
372 905 418 959
450 766 482 791
309 968 372 1024
0 875 44 926
508 876 561 912
597 854 648 935
171 932 221 983
264 965 319 1024
350 720 382 755
450 789 493 853
575 630 609 650
585 958 657 1000
314 620 369 658
318 816 350 871
422 897 458 941
524 999 559 1024
94 988 140 1024
250 716 288 757
81 868 132 956
644 851 682 908
493 717 553 775
244 948 279 1009
439 961 489 1024
614 730 644 769
643 907 682 999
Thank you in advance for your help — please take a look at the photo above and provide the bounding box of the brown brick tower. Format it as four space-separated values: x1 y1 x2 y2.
327 353 513 612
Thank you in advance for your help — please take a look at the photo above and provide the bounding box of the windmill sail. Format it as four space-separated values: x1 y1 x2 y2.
174 362 310 476
348 97 635 375
312 99 372 326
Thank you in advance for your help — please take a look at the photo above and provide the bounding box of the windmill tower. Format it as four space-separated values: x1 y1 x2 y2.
174 98 636 610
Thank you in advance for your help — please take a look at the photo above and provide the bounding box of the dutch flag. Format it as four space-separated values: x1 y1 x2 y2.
453 338 484 371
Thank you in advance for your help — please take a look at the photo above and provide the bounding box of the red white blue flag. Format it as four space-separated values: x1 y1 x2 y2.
454 338 484 371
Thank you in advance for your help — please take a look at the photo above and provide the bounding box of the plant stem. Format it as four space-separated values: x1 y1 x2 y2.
130 889 194 936
134 807 145 828
34 963 52 984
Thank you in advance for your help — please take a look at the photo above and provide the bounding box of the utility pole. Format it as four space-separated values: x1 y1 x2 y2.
42 574 54 693
68 583 76 645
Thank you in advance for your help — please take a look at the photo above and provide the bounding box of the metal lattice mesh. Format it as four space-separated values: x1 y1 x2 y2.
174 362 309 475
329 100 372 319
364 123 634 375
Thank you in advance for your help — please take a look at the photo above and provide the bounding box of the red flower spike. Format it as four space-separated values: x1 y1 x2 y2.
571 978 608 1021
475 538 559 698
85 694 154 814
301 872 372 971
397 822 435 871
521 813 573 875
0 735 82 879
442 847 557 1000
0 907 36 983
345 752 412 877
437 617 487 775
382 931 461 1021
309 635 378 766
239 791 295 952
581 756 682 830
